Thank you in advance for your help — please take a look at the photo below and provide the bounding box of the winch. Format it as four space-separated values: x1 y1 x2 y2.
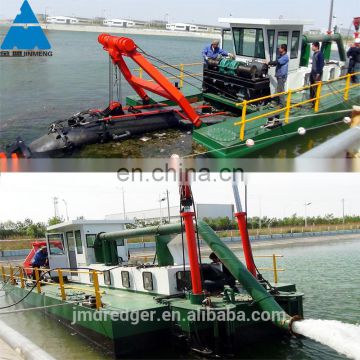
203 57 271 105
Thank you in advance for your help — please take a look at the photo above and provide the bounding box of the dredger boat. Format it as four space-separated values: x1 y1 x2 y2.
2 17 360 158
0 183 304 358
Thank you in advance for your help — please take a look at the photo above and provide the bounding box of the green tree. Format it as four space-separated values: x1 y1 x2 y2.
48 217 63 226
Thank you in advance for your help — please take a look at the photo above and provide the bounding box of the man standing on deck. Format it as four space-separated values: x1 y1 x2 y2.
266 44 289 107
347 38 360 83
31 246 48 280
202 39 234 62
310 42 325 106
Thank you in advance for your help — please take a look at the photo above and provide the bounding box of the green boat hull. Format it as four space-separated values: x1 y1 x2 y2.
193 90 360 158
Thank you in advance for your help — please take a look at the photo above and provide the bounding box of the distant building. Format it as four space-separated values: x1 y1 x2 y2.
106 204 234 223
166 23 222 33
103 19 146 28
46 16 93 25
46 16 79 24
307 28 322 35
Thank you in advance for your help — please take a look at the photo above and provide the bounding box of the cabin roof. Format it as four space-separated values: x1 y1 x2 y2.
219 18 314 26
47 219 131 231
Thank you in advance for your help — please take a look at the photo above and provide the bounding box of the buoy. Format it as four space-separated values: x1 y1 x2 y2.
298 127 306 135
171 154 180 159
246 139 255 147
343 116 352 124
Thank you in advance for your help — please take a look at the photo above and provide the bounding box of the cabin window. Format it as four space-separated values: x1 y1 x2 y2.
233 28 265 59
47 234 65 255
86 234 96 248
104 271 111 286
176 271 191 291
74 230 83 254
267 29 275 61
291 31 301 59
121 271 130 288
142 272 154 291
277 31 289 53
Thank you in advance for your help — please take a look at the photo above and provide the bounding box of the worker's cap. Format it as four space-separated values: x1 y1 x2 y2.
41 246 47 251
211 39 220 45
355 38 360 44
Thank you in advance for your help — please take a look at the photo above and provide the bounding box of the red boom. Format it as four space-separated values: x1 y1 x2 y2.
98 34 202 128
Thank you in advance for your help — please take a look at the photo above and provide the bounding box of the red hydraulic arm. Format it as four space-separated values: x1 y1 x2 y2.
98 34 202 128
235 212 257 277
354 17 360 38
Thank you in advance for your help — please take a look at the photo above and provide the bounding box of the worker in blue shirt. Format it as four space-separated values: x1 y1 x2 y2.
202 39 234 62
310 42 325 106
266 44 289 107
31 246 48 279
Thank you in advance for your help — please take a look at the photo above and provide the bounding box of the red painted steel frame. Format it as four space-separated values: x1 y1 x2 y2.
235 212 257 277
181 212 203 295
98 34 202 128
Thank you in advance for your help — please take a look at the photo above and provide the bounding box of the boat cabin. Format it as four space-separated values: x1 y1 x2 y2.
219 18 347 94
45 220 195 296
46 220 130 279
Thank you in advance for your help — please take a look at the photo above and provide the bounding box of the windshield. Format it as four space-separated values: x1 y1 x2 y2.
233 28 265 59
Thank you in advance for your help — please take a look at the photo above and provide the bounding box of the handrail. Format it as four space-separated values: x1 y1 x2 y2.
0 265 103 310
134 62 203 88
234 72 360 141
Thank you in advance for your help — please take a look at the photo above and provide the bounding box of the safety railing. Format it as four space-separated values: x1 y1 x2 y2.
234 72 360 141
253 254 284 284
0 265 103 310
134 62 203 88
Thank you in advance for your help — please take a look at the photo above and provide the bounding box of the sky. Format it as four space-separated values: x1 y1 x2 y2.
0 0 359 30
0 173 360 223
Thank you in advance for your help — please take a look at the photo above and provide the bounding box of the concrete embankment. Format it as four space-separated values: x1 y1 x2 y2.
39 24 217 39
1 230 359 261
130 231 360 258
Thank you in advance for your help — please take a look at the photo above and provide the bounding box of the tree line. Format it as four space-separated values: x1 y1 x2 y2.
203 214 360 231
0 217 62 239
1 214 360 239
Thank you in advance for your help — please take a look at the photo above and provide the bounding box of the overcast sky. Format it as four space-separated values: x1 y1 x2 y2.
1 0 359 29
0 173 359 223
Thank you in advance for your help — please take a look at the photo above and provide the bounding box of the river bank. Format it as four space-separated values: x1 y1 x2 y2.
130 231 360 259
0 22 218 39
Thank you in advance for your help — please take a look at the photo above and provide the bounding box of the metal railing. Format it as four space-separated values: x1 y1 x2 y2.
134 62 203 88
253 254 284 284
0 265 103 310
234 72 360 141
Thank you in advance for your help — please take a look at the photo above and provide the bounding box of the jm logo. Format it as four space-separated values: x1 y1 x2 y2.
1 0 51 51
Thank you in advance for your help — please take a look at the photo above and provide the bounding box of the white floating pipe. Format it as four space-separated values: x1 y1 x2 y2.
0 320 56 360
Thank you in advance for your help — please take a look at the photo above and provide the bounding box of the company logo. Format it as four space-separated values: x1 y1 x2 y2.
0 0 52 57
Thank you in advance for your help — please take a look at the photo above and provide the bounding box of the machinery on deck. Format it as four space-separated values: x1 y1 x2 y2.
203 57 271 103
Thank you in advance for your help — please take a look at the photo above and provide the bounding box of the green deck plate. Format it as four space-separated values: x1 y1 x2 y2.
126 87 203 106
193 83 360 158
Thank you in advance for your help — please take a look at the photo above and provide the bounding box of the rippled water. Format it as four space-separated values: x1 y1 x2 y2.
0 27 350 157
1 238 359 359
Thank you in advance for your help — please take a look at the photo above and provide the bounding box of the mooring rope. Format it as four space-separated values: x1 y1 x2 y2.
0 301 79 315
